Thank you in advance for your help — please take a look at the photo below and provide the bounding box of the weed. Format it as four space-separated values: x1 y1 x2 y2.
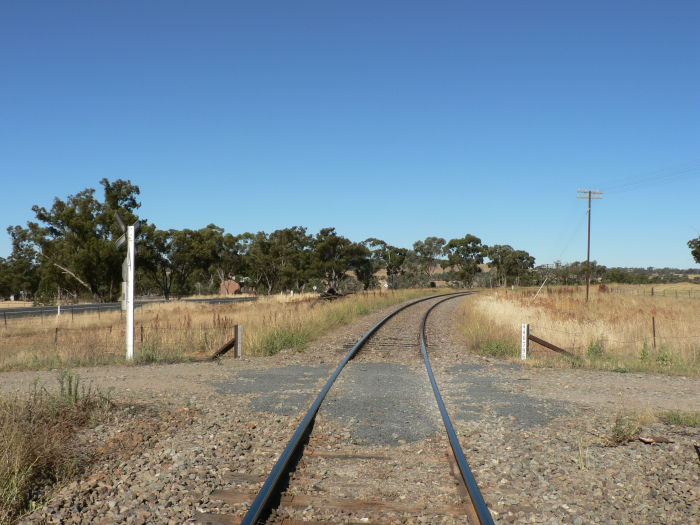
608 413 640 445
577 436 588 470
639 341 650 362
656 345 672 366
567 356 584 368
658 410 700 427
587 339 605 359
480 340 518 358
0 371 114 522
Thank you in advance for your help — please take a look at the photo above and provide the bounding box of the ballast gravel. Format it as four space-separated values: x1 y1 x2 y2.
0 294 696 524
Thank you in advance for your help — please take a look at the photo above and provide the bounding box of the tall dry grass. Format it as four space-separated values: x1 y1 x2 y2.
0 290 440 372
458 285 700 375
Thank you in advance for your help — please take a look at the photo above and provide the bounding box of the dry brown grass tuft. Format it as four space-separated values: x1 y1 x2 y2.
0 289 441 372
458 285 700 375
0 371 113 523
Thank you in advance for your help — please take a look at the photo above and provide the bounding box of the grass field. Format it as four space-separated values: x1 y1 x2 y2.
0 289 442 372
0 301 33 309
458 285 700 376
611 281 700 298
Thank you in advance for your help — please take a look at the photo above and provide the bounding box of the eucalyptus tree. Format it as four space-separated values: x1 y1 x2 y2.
413 237 446 279
689 237 700 264
312 228 369 290
442 234 484 286
486 245 536 287
13 178 142 301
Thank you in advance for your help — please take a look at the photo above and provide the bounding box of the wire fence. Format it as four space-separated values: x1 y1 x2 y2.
609 287 700 299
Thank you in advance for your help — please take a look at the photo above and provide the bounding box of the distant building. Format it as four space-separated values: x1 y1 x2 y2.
219 280 242 295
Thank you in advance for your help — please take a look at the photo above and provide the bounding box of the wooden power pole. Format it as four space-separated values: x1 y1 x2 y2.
577 190 603 302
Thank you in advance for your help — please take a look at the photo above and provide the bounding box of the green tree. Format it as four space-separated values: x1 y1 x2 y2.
245 231 280 294
18 179 142 302
689 237 700 264
363 238 407 287
268 227 315 291
486 245 535 286
441 234 484 286
0 226 41 299
413 237 446 280
312 228 369 290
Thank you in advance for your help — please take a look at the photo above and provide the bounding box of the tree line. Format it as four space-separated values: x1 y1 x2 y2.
1 179 697 303
0 179 540 302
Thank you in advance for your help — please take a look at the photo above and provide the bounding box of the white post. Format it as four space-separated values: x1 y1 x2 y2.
126 225 135 361
521 323 529 360
235 324 243 358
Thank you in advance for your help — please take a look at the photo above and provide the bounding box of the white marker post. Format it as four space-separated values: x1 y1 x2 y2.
126 225 135 360
235 324 243 359
521 323 529 361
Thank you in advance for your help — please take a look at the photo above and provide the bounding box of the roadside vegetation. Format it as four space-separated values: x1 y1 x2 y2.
458 285 700 376
606 408 700 446
0 371 113 523
0 289 442 371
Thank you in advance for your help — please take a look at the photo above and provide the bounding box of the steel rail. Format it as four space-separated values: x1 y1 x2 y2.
420 295 495 525
239 292 466 525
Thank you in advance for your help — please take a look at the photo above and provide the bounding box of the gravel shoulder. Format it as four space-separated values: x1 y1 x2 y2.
2 294 698 524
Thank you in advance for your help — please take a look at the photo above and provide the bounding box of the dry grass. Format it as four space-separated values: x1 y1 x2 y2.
0 371 113 523
458 285 700 376
611 282 700 298
0 290 440 372
0 302 32 309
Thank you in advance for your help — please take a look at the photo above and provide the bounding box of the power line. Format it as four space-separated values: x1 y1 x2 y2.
598 161 700 195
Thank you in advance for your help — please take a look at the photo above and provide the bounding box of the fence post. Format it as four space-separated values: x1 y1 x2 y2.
652 316 656 349
3 311 6 328
521 323 529 360
235 324 243 358
54 327 58 345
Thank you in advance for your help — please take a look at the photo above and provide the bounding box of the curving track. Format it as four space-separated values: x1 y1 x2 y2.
202 293 494 525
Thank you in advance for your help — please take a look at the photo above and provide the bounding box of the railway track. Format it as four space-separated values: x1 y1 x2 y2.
198 293 494 525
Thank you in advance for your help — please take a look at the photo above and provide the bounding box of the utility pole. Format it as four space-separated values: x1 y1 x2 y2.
576 190 603 302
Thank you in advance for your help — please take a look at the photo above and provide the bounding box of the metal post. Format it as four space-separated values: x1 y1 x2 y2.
235 324 243 358
521 323 529 360
652 316 656 349
126 225 135 360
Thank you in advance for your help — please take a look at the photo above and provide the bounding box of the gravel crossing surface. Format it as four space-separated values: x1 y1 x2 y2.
1 294 697 524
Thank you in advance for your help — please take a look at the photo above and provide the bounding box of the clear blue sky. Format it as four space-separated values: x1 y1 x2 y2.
2 1 699 268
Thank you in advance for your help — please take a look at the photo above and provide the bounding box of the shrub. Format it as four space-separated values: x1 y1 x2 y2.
656 345 672 366
587 339 605 359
